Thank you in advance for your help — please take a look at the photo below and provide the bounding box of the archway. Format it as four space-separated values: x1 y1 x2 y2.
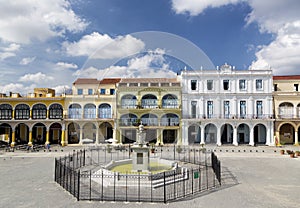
15 104 30 120
279 123 295 144
49 104 63 119
120 113 138 126
0 104 12 120
279 102 293 118
121 94 137 108
98 104 112 118
163 130 176 144
254 124 266 144
82 123 96 143
141 113 158 126
68 122 80 144
121 129 136 143
221 124 233 144
68 104 82 119
32 123 46 144
204 123 217 144
162 94 178 108
15 123 29 144
99 122 113 143
161 113 179 126
141 94 158 109
32 104 47 119
237 123 250 144
49 123 62 144
0 123 12 143
188 124 201 144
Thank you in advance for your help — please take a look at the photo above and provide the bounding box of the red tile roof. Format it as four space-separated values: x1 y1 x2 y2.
119 78 179 83
73 78 100 84
273 75 300 80
99 78 121 84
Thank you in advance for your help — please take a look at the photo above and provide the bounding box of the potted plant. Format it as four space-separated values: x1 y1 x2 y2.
280 149 285 155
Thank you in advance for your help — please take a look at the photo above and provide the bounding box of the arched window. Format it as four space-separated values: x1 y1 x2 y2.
68 104 82 119
15 104 30 120
84 104 96 119
0 104 12 120
162 94 178 108
141 114 158 126
32 104 47 119
120 114 138 126
161 114 179 126
98 104 111 118
141 94 157 108
121 94 137 108
49 104 63 119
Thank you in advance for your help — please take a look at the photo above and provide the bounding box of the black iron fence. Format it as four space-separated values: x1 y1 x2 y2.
54 146 221 203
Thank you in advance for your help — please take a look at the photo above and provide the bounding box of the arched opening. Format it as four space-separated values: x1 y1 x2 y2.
120 113 138 126
254 124 266 144
82 123 96 143
0 104 12 120
280 123 295 144
141 94 158 109
141 113 158 126
99 122 113 143
162 94 178 108
68 122 80 144
49 104 63 119
163 130 176 144
15 123 29 144
15 104 30 120
49 123 62 144
68 104 82 119
279 102 294 118
0 123 12 143
32 104 47 119
161 114 179 126
297 103 300 118
32 123 46 144
188 124 201 144
121 94 137 109
121 129 137 144
204 124 217 144
237 123 250 144
84 104 96 119
98 103 112 118
221 124 233 144
145 129 157 143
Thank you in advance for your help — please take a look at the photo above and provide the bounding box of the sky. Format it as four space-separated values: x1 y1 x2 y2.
0 0 300 95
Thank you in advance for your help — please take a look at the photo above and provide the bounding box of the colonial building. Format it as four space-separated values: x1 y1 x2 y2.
273 75 300 145
180 64 274 146
0 89 65 146
115 78 181 145
64 78 120 145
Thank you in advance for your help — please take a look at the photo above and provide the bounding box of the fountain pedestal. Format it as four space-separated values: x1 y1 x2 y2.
131 124 149 172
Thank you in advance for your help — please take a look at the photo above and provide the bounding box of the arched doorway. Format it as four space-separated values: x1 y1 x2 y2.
68 122 80 144
99 122 113 143
0 123 12 143
15 123 29 144
280 123 295 144
82 123 96 143
204 124 217 144
221 124 233 144
237 123 250 144
254 124 266 144
49 123 62 144
188 124 201 144
32 123 46 144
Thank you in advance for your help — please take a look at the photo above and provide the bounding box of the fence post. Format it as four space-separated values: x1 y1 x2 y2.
163 172 166 204
113 172 116 202
126 172 128 202
138 172 140 202
83 149 86 166
54 159 57 182
173 170 176 200
77 171 80 201
199 167 201 191
192 169 194 195
101 170 104 201
150 173 153 203
173 144 176 160
89 170 92 201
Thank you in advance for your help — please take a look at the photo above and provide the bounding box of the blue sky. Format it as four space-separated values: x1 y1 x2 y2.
0 0 299 95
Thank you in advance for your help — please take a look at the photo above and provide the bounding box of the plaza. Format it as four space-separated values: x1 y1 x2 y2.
0 145 299 208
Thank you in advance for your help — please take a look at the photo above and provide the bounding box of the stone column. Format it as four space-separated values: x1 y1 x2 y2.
157 129 163 146
217 126 221 146
61 123 67 146
96 125 99 144
275 131 280 146
45 129 50 144
11 130 16 147
79 127 83 144
249 126 254 146
28 130 33 146
233 127 238 146
294 131 299 145
200 125 205 145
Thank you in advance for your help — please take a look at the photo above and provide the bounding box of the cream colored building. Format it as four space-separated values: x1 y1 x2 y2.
273 75 300 145
116 78 182 145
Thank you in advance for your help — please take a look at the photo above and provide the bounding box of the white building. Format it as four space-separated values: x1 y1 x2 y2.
180 64 274 146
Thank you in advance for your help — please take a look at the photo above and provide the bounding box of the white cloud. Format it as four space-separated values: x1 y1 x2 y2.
56 61 78 69
2 43 21 52
53 85 71 94
0 0 88 44
0 52 16 60
171 0 241 16
0 43 21 60
19 72 54 83
73 49 176 79
0 83 34 95
19 57 36 65
63 32 145 59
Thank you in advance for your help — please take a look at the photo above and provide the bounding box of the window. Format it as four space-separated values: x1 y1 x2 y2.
239 80 246 90
88 89 93 95
224 101 230 118
256 79 263 90
191 80 197 90
294 84 299 91
223 80 229 90
110 89 115 95
207 80 213 90
77 89 83 95
100 89 106 95
207 101 213 118
256 101 263 118
191 101 197 118
273 84 277 91
240 101 246 118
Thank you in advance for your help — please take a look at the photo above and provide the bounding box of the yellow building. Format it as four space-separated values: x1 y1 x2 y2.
116 78 182 145
0 89 66 146
273 75 300 145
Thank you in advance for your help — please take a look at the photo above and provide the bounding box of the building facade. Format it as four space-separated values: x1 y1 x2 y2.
181 64 274 146
273 75 300 145
116 78 182 145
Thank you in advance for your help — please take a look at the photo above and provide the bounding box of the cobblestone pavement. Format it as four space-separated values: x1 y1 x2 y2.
0 145 299 208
